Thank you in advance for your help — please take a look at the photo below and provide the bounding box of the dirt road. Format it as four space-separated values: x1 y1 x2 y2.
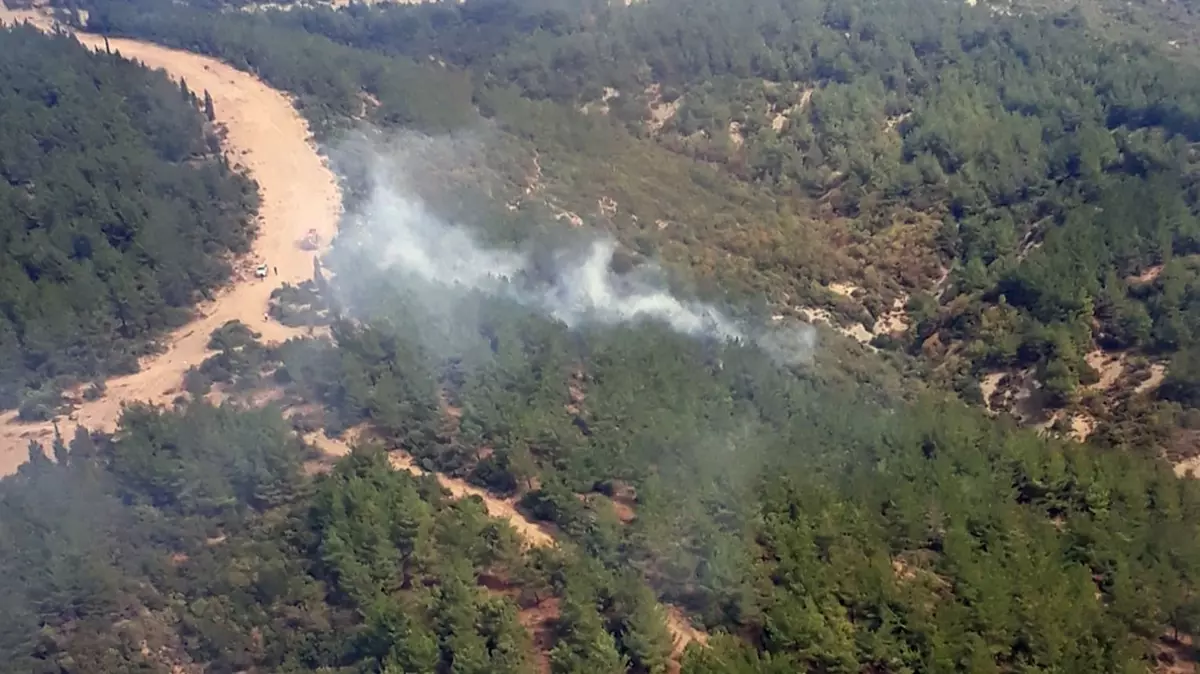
306 428 707 659
0 7 341 475
0 8 706 658
305 429 559 548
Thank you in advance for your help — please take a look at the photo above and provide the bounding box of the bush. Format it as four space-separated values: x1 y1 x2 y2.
207 320 261 351
184 368 214 397
17 389 61 422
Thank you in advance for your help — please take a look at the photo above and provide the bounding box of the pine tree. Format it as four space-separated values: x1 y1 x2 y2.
51 422 69 467
618 590 673 674
550 589 627 674
435 576 491 674
477 598 532 674
24 440 51 474
69 425 97 462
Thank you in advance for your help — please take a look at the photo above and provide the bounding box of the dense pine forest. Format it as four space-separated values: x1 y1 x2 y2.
9 0 1200 671
8 308 1200 673
0 23 259 411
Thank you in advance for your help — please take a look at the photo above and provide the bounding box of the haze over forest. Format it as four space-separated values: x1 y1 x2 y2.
6 0 1200 672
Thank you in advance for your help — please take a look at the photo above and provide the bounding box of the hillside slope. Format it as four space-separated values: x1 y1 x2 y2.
131 0 1200 461
0 7 340 474
7 0 1200 672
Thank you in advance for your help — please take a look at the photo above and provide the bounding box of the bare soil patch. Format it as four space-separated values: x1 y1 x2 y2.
873 294 911 336
1131 264 1165 285
390 448 560 548
1174 454 1200 479
1156 633 1199 674
645 83 681 134
1086 349 1126 392
1137 362 1168 394
794 306 875 345
519 596 560 674
666 604 709 661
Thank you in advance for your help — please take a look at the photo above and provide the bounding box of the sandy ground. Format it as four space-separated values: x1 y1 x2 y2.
0 6 341 475
1175 455 1200 479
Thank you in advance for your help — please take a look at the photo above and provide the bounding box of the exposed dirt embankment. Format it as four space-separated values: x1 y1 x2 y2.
0 6 341 475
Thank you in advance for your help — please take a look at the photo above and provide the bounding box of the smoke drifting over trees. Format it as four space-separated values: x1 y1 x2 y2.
8 0 1200 672
329 128 815 364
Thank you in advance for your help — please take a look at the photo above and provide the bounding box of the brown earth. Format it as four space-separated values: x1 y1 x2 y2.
1156 633 1199 674
0 5 341 475
518 596 560 674
665 603 709 658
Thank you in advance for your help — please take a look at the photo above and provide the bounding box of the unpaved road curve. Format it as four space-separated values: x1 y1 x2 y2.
0 6 341 475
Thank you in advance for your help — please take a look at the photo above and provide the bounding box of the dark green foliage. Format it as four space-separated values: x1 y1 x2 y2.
550 586 627 674
81 1 477 138
186 322 276 395
16 386 62 421
0 25 258 407
12 0 1200 671
269 280 332 328
258 250 1200 672
206 319 260 352
107 402 305 512
0 404 553 674
1161 347 1200 407
18 261 1196 672
0 403 307 673
310 445 533 674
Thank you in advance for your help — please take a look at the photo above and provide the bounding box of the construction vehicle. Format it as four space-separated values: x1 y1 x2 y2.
300 228 320 250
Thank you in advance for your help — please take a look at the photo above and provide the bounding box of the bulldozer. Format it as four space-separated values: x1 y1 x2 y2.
300 228 320 250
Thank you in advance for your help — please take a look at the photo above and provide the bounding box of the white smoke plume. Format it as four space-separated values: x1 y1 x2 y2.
327 128 814 364
346 176 525 290
545 238 743 341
